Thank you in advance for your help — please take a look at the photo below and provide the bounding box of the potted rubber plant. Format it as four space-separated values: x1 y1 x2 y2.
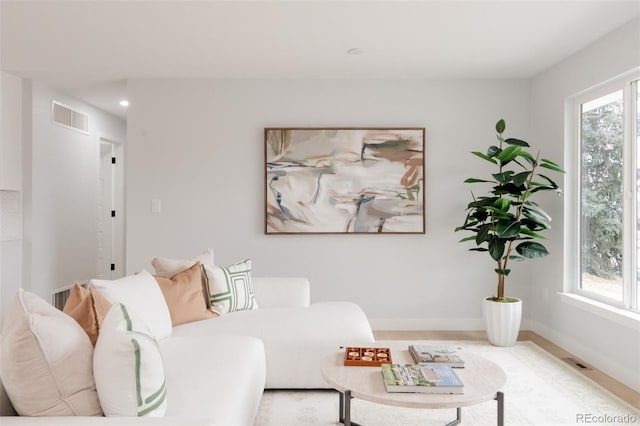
455 119 563 346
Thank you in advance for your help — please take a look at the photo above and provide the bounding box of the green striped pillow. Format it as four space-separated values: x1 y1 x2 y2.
203 259 258 314
93 303 167 417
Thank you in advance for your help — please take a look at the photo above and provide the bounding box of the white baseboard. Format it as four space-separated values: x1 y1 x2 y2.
529 319 640 393
369 317 484 330
369 317 535 331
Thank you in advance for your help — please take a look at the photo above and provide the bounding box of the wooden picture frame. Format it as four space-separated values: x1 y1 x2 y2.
265 128 425 234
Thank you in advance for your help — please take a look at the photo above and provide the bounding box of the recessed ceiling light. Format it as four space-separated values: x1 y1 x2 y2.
119 100 129 107
346 48 364 55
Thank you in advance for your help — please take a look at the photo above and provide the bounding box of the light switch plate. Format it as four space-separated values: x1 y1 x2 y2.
151 199 162 214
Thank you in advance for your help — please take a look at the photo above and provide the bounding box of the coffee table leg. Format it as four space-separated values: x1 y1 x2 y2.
338 390 363 426
445 407 462 426
496 391 504 426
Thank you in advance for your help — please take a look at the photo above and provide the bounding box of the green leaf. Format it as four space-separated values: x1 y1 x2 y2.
492 183 525 196
541 158 563 169
496 119 506 134
476 223 492 245
539 162 564 173
489 237 506 261
518 150 536 164
530 185 558 193
519 228 547 239
468 197 498 208
508 255 525 261
493 198 510 211
511 171 530 187
516 241 549 258
521 218 548 231
472 210 489 222
469 247 489 252
524 205 551 222
485 207 511 219
498 145 522 163
472 151 498 164
504 138 530 147
487 146 501 158
492 171 514 183
465 178 494 183
496 220 520 238
494 268 511 276
536 174 559 189
458 235 477 243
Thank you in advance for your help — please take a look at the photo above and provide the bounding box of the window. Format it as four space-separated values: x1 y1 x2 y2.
569 71 639 313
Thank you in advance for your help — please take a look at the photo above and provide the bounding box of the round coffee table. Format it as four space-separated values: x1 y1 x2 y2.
321 341 507 426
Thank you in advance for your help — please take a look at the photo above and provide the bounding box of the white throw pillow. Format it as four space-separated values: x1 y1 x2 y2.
151 248 215 278
203 259 258 314
94 303 167 417
90 270 172 340
0 289 102 416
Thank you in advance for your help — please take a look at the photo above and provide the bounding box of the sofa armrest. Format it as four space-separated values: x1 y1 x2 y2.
252 277 310 308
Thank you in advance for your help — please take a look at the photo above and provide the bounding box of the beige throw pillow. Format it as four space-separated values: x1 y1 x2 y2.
63 283 112 347
151 248 215 278
154 262 216 326
0 289 102 416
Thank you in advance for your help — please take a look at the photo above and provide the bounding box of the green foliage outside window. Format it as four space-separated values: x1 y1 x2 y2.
580 100 624 280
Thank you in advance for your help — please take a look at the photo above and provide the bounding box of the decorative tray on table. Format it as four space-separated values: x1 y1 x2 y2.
344 347 392 366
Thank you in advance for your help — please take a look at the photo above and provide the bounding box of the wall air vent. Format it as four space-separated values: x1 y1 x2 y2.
562 357 592 370
52 101 89 134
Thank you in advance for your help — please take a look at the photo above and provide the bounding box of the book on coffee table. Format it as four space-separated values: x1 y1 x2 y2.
408 344 465 368
381 363 464 394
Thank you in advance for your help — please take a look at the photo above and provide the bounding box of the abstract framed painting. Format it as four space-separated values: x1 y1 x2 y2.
265 128 425 234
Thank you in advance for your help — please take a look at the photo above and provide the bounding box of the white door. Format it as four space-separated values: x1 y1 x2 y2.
97 139 124 279
97 141 114 279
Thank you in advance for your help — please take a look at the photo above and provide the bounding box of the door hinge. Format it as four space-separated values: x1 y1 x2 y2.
110 263 115 271
112 157 116 164
111 210 116 218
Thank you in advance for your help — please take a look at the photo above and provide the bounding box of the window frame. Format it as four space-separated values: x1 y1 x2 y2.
565 68 640 313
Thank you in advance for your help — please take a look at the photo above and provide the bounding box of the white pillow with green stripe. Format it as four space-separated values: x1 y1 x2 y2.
94 303 167 417
203 259 258 314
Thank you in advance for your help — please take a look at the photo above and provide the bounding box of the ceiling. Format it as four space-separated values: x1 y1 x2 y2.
2 1 639 119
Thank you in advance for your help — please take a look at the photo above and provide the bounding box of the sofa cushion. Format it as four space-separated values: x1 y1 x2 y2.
151 248 215 278
172 301 375 388
94 303 167 417
0 289 102 416
154 262 216 326
203 259 258 314
63 283 112 346
159 335 265 424
90 270 172 340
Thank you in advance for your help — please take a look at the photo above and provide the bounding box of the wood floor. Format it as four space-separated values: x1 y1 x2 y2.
373 329 640 409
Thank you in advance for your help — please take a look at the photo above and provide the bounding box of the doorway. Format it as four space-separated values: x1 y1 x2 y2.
97 138 124 279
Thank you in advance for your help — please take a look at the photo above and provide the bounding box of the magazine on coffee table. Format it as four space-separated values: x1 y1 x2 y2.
408 344 465 368
381 363 464 394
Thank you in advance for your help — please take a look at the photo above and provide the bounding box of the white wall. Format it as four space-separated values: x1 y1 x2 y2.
0 72 23 322
126 78 533 328
21 80 127 299
530 18 640 391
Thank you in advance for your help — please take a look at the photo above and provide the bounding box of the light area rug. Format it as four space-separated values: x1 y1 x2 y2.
254 341 639 426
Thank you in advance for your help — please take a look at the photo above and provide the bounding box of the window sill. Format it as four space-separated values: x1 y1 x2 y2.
559 293 640 330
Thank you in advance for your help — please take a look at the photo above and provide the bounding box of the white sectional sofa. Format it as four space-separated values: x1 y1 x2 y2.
0 277 375 425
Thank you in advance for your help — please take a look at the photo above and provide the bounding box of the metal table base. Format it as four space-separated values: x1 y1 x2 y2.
337 390 505 426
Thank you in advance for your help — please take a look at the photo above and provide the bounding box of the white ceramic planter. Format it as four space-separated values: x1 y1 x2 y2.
483 298 522 347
